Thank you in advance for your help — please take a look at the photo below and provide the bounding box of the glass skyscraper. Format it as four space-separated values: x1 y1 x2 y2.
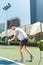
30 0 43 24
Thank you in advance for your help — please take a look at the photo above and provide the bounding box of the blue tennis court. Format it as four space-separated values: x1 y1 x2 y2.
0 57 24 65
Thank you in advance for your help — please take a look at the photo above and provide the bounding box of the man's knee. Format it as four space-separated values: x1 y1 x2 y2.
19 46 23 51
24 46 28 50
24 46 27 49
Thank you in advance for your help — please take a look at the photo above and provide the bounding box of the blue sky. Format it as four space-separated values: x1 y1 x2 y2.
0 0 31 25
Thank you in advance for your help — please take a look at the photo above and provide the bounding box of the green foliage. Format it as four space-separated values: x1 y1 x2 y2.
0 40 5 45
10 40 20 45
27 40 38 46
0 39 43 51
38 40 43 51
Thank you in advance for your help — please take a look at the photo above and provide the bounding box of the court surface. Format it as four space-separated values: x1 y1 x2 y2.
0 45 43 65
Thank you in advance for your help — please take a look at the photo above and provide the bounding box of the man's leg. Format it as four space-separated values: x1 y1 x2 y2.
24 46 32 55
24 46 35 62
18 46 25 63
19 46 24 60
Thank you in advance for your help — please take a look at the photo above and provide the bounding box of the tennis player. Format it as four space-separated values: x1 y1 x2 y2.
8 25 35 63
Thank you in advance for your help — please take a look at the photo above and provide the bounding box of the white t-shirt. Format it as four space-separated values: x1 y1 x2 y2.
14 28 27 41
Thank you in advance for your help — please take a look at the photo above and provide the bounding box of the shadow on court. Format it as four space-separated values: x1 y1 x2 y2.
0 58 18 65
14 60 31 62
0 57 24 65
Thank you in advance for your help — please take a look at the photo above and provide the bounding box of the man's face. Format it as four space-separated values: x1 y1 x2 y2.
11 26 15 30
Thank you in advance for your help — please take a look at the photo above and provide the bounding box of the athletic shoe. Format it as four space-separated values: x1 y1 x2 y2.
28 55 35 62
18 59 25 63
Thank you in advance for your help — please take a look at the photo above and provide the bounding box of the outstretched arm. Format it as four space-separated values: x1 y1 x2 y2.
8 35 17 42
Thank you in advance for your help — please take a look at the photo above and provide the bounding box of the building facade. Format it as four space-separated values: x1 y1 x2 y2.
7 17 20 29
0 23 5 33
30 0 43 24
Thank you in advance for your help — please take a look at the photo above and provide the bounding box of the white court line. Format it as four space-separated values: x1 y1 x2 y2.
0 56 24 65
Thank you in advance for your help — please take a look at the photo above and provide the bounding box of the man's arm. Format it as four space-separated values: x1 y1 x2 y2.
8 35 17 42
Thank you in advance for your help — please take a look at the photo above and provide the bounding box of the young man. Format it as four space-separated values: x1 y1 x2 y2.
8 25 35 63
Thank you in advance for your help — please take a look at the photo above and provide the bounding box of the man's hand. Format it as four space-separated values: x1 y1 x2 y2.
8 35 16 42
8 39 11 42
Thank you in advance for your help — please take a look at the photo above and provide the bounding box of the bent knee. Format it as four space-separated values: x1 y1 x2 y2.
24 46 27 49
19 46 23 50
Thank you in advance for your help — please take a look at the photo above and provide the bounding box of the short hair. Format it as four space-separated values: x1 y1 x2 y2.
11 25 16 27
